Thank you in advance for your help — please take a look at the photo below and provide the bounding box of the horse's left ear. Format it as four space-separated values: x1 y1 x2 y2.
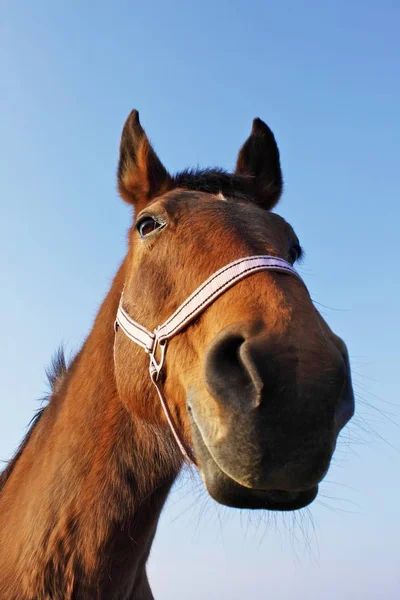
235 118 283 210
118 110 172 209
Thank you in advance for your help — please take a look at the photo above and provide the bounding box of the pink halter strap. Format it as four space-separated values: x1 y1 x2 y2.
114 255 301 463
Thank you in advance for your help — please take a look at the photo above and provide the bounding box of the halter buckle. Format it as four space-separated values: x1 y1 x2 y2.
148 337 167 381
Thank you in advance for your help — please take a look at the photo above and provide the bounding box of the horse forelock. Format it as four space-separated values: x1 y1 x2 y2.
172 167 253 202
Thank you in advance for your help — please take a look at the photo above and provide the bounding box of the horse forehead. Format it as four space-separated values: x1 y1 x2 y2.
158 189 281 223
148 190 294 249
160 189 224 211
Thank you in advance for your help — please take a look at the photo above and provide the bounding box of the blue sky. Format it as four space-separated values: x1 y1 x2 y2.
1 1 399 597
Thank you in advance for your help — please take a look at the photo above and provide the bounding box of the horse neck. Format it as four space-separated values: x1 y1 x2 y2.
0 259 181 600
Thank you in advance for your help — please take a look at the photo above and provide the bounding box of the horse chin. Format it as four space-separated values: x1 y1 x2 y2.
246 486 318 511
208 475 319 511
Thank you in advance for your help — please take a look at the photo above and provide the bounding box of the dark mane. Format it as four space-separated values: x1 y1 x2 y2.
0 348 69 492
45 346 68 396
172 168 253 201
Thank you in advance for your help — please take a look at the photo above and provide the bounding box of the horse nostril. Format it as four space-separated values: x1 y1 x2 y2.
218 334 246 374
205 331 262 410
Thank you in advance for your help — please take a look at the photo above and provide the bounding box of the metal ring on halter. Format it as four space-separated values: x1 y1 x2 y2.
148 338 168 381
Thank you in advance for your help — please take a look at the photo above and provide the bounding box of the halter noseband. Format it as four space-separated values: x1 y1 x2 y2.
114 255 301 464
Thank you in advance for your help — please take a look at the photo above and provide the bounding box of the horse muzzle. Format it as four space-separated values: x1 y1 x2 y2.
187 323 354 510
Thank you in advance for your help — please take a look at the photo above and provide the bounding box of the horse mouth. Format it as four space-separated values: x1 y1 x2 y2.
203 468 319 511
190 412 321 511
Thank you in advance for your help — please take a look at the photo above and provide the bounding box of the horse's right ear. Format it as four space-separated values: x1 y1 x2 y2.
118 110 171 210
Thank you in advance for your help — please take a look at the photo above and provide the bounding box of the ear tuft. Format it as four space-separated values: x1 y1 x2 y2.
118 110 171 209
251 117 271 135
235 118 283 210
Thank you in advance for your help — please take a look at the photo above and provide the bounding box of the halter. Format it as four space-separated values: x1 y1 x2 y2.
114 255 301 464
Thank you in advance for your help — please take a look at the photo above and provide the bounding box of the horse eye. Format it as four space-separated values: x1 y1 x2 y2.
136 216 164 238
289 243 302 263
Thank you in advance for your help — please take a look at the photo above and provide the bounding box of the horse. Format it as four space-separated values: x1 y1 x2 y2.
0 110 354 599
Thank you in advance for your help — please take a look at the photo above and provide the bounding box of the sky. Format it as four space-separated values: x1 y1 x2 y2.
0 1 399 598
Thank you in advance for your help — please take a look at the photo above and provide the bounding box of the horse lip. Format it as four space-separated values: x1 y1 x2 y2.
189 405 320 511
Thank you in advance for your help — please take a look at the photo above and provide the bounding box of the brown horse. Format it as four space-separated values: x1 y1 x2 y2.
0 110 354 599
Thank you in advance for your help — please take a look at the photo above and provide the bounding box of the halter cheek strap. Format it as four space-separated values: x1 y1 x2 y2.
114 255 301 464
